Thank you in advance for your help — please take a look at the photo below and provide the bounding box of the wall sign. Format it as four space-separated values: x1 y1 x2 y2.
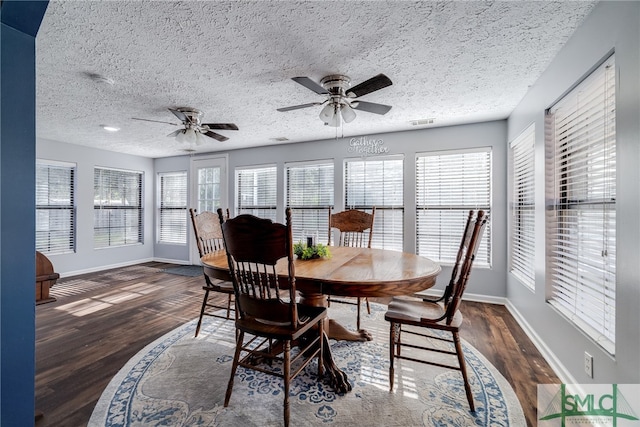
347 136 390 157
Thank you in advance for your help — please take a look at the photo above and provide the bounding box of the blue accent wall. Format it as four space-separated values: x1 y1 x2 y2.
1 1 49 424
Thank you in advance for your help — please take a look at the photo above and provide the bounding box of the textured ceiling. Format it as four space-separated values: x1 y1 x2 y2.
36 1 597 158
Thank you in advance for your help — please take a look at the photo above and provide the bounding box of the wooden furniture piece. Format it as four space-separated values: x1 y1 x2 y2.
36 251 59 305
189 208 235 337
327 207 375 331
201 242 440 394
385 210 488 411
218 208 326 427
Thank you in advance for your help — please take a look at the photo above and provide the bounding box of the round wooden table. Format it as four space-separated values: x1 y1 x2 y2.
201 246 440 393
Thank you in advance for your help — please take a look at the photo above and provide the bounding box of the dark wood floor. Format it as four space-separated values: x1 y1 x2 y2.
35 262 557 426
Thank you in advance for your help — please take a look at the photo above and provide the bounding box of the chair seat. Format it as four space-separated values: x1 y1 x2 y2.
385 296 463 330
236 304 327 340
203 280 234 293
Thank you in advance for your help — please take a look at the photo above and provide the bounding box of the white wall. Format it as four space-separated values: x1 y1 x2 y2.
507 1 640 384
37 138 155 275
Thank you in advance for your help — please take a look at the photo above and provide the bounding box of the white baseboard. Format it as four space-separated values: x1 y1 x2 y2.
504 300 576 384
152 257 191 266
60 257 155 278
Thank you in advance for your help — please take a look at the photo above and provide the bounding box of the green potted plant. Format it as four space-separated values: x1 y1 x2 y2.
293 241 331 260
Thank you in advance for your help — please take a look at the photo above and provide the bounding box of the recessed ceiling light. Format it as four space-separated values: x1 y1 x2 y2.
270 137 289 142
410 118 435 126
100 125 120 132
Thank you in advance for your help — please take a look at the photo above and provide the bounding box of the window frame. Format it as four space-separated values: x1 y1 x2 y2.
235 164 278 221
285 159 334 245
344 155 404 251
158 171 188 245
509 125 536 289
36 159 76 255
545 54 616 354
93 166 144 249
415 147 492 267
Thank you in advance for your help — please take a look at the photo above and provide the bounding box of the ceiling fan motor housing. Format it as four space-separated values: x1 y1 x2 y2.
176 107 204 126
320 74 351 97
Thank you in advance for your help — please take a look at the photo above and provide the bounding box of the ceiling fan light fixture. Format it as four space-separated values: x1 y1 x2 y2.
183 128 197 145
341 103 356 123
319 103 335 123
195 131 206 146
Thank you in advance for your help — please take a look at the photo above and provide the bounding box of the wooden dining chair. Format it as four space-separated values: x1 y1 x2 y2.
218 208 326 427
189 208 235 337
385 210 488 412
327 207 375 331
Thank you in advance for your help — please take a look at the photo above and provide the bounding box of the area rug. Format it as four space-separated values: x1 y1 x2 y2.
161 265 203 277
89 303 525 426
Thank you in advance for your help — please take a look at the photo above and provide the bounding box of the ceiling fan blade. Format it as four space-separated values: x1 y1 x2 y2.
352 100 392 115
277 102 322 112
345 74 392 98
132 117 178 126
168 108 188 123
202 123 239 130
167 129 183 138
203 130 229 142
292 77 329 95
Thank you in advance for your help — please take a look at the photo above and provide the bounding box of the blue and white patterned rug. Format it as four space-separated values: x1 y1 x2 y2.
89 303 525 426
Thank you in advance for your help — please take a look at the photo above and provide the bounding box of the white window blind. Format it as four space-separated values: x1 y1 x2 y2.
235 165 277 221
344 157 403 251
36 160 76 255
510 125 536 289
286 161 334 244
416 148 491 266
94 167 143 248
546 54 616 354
158 171 187 245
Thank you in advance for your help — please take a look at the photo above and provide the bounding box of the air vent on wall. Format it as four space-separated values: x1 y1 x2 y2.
410 118 435 126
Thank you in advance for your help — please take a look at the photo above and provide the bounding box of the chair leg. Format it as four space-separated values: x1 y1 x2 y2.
453 332 475 412
283 340 291 427
365 297 371 314
226 294 232 319
195 288 211 337
356 298 361 330
224 330 244 407
389 322 395 391
317 321 325 378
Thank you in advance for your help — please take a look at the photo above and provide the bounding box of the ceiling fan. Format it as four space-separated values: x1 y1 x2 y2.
132 107 238 144
277 73 392 127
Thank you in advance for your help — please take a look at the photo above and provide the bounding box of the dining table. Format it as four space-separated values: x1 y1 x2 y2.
200 245 441 393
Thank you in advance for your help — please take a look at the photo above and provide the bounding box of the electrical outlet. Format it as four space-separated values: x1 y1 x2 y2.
584 352 593 378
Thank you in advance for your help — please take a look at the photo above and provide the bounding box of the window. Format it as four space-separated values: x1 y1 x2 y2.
286 161 334 244
344 157 403 251
158 171 187 245
416 148 491 266
545 55 616 354
36 160 76 254
235 165 277 221
510 125 536 289
94 167 143 248
196 165 222 213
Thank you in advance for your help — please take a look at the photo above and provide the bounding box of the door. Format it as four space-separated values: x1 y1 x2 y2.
190 155 228 263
